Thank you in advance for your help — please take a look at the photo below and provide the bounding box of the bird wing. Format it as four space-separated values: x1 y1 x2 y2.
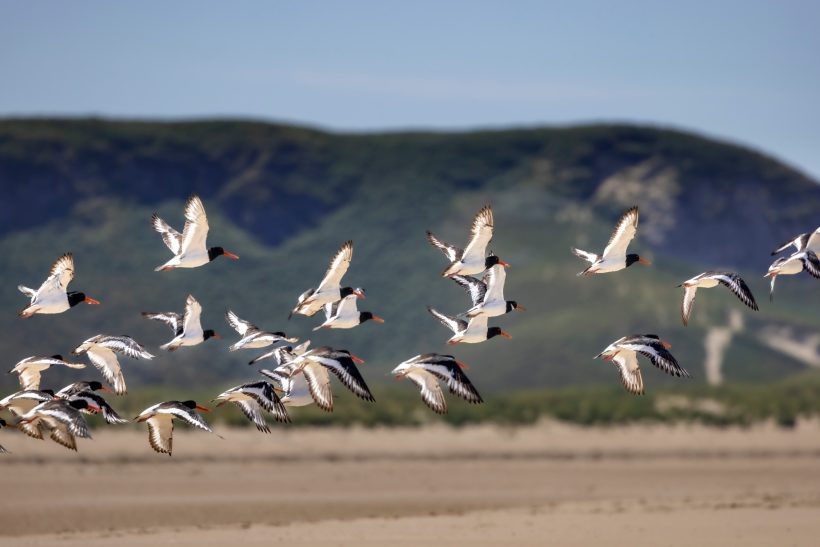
313 355 375 403
427 306 467 334
152 213 183 255
182 295 204 337
48 253 75 290
405 369 447 414
601 206 639 259
17 285 36 298
142 312 183 334
235 400 270 433
450 275 487 307
711 273 759 311
94 335 155 360
801 251 820 279
611 352 644 395
619 343 689 378
571 248 599 264
163 405 213 433
301 362 333 412
482 264 506 302
460 205 495 262
241 382 291 424
316 240 353 293
85 346 127 395
426 231 463 262
225 309 256 336
178 195 210 256
47 422 78 451
424 363 483 404
806 228 820 254
681 285 698 326
14 367 42 391
146 415 174 455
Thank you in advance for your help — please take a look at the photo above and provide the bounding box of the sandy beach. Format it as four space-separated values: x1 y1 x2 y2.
3 421 820 546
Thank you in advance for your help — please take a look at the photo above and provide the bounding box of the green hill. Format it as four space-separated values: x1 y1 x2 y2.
0 118 818 396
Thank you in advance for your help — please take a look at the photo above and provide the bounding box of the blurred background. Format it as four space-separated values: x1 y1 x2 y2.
1 0 819 427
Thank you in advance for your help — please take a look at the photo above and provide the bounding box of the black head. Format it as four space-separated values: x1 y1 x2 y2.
359 311 385 325
51 354 64 361
485 255 510 268
87 381 104 391
182 400 198 409
626 254 651 267
0 418 5 427
68 399 89 410
340 287 366 299
203 329 220 341
67 291 100 307
208 246 240 262
505 301 526 313
487 327 513 340
272 331 288 338
42 389 55 397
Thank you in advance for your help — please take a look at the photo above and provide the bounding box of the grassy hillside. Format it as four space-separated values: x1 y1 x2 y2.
0 118 818 397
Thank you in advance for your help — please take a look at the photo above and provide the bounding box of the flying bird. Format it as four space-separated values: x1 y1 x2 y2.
771 227 820 256
282 347 375 412
290 241 363 319
56 380 113 398
135 400 215 456
9 355 86 391
248 340 311 366
72 335 155 395
765 251 820 300
259 368 314 408
17 253 100 318
212 382 290 432
427 307 511 345
450 264 524 318
572 206 650 276
594 335 689 395
391 354 483 414
64 390 129 425
225 310 297 351
0 389 55 439
152 194 239 271
312 290 385 331
678 272 759 326
16 399 95 451
143 294 220 351
427 205 509 277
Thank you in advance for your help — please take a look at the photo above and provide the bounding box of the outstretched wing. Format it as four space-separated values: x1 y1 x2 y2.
146 415 174 455
142 312 183 334
461 205 494 262
801 251 820 279
301 363 333 412
426 231 462 262
712 273 759 311
427 307 467 334
182 295 204 336
179 195 210 256
601 206 639 259
152 213 183 255
316 241 353 292
405 369 447 414
94 335 154 360
49 253 75 290
450 275 487 307
571 248 599 264
620 343 689 378
681 285 698 327
225 309 256 336
612 352 644 395
85 346 127 395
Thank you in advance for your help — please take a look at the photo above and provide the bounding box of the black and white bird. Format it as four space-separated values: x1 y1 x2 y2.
143 294 220 351
427 307 512 345
72 335 155 395
771 227 820 256
248 340 311 366
312 290 384 331
451 264 525 318
391 354 483 414
765 251 820 300
152 194 239 271
259 368 314 408
212 382 290 432
135 400 215 456
290 241 363 319
56 380 113 398
9 355 86 391
427 205 509 277
18 253 100 318
0 389 55 440
678 272 759 326
225 309 297 351
64 390 129 425
16 399 95 451
594 335 689 395
282 346 375 412
572 206 651 276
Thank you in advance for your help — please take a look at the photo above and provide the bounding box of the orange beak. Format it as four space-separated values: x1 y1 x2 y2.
87 404 102 412
447 340 459 346
84 297 101 305
272 386 285 393
223 251 240 259
455 360 470 370
195 405 210 412
499 260 511 267
394 375 403 380
371 316 385 323
350 355 365 364
212 333 222 340
515 305 526 311
100 386 112 394
353 291 366 299
500 331 512 340
661 341 672 349
638 258 652 266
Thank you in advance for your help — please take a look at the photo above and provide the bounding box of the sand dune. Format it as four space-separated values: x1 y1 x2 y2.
3 422 820 546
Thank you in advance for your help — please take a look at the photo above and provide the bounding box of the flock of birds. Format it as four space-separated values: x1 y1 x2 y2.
1 195 818 455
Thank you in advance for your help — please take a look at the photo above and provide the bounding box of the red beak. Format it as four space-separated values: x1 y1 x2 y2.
371 316 385 323
455 360 470 370
661 341 672 349
223 251 240 259
195 405 210 412
87 404 102 412
84 297 101 305
350 355 365 364
500 331 512 340
638 258 652 266
499 260 511 267
100 386 112 393
353 291 365 299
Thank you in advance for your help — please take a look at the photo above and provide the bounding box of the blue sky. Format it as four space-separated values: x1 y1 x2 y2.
2 1 819 178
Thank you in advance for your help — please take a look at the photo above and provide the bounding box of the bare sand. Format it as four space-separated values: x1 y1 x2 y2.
3 421 820 546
